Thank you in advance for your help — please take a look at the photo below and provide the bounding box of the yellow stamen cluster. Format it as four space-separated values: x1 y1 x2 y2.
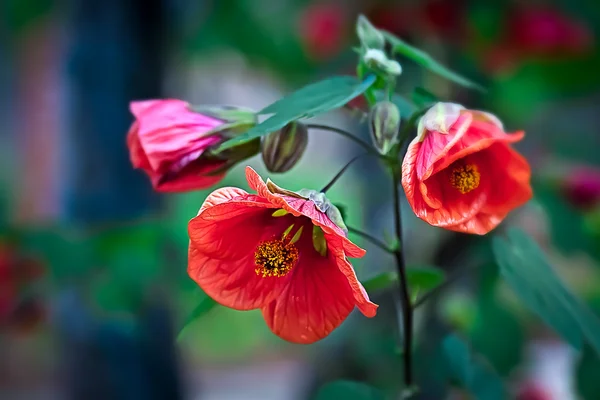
450 163 481 194
254 239 299 278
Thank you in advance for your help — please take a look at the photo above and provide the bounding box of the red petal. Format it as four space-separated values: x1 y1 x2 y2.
198 186 249 213
260 248 355 344
482 143 532 213
326 234 378 318
188 195 292 310
416 112 473 180
245 166 366 258
403 141 490 228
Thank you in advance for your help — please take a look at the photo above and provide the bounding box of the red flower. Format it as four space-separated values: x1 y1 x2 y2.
562 167 600 210
298 3 347 61
127 100 258 192
402 103 532 235
188 167 378 343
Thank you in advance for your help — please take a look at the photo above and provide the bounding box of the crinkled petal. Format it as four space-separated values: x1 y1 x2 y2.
245 166 365 258
416 112 472 180
199 186 249 214
260 248 356 344
403 141 489 228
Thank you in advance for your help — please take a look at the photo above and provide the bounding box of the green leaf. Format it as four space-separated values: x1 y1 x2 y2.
313 380 385 400
492 228 600 356
218 75 376 150
362 272 398 292
442 335 506 400
178 291 219 340
406 265 445 302
381 31 484 91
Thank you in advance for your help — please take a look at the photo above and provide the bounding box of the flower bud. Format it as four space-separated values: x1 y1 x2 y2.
261 122 308 173
369 101 401 155
356 15 385 50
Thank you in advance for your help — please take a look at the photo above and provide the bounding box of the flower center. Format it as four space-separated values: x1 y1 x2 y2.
450 163 480 194
254 239 299 278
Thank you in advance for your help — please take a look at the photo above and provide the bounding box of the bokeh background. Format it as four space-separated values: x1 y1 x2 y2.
1 0 600 399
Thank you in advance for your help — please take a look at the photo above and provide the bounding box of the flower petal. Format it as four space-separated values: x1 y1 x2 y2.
403 141 489 228
260 249 356 344
198 187 249 214
153 159 227 192
326 234 378 317
188 197 294 310
189 246 292 310
245 166 366 258
481 143 532 215
416 112 473 180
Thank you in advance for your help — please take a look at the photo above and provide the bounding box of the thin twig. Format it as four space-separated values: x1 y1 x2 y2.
347 226 394 254
306 124 384 158
320 153 367 193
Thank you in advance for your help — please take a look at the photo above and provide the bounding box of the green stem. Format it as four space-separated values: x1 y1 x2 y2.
347 226 394 254
391 166 414 388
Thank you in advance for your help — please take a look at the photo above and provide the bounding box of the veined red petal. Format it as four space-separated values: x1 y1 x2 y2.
326 234 378 317
153 159 226 192
188 194 291 310
245 166 366 258
261 247 355 344
416 112 472 180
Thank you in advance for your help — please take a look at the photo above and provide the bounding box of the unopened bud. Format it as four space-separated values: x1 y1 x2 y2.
357 15 385 50
261 122 308 173
369 101 401 155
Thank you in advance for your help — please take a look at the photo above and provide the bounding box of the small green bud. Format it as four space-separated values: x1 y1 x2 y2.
261 122 308 173
356 15 385 50
369 101 401 155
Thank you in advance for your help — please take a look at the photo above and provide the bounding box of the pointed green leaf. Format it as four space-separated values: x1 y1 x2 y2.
382 31 484 91
492 228 600 356
218 75 376 150
178 291 218 340
442 335 506 400
362 272 398 293
314 380 385 400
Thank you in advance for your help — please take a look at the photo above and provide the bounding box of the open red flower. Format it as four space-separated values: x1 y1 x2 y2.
127 99 258 192
188 167 378 344
402 103 532 235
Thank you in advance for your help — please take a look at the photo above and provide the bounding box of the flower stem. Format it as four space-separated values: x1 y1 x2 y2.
391 166 414 388
347 226 394 254
321 154 367 193
305 124 383 158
